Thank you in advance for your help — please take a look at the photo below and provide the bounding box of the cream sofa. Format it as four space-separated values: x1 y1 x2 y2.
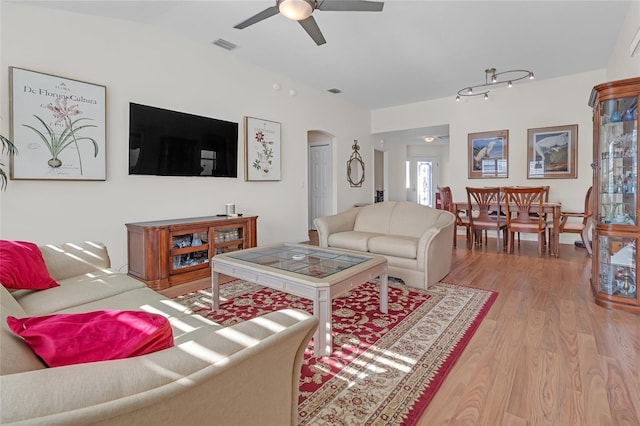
314 201 455 289
0 242 318 426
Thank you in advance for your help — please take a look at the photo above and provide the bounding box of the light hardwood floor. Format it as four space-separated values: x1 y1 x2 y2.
161 233 640 425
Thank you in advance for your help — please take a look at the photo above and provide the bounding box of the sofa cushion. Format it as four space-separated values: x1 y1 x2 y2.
168 314 223 339
0 286 47 374
327 231 382 252
14 271 146 316
7 310 174 367
384 255 419 270
39 242 111 282
0 240 59 290
353 202 396 233
50 286 200 339
388 201 443 237
368 235 419 259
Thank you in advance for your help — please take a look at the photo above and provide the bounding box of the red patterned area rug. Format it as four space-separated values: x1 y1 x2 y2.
174 280 497 425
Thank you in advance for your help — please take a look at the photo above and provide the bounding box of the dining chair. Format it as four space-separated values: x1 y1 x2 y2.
504 186 549 255
438 186 472 249
558 186 593 256
517 185 550 244
485 186 507 245
465 187 507 252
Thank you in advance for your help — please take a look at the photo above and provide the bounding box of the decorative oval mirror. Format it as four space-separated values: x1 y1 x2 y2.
347 140 365 187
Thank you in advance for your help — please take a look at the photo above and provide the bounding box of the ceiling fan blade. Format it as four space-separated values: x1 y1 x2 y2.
234 5 280 29
317 0 384 12
299 16 326 46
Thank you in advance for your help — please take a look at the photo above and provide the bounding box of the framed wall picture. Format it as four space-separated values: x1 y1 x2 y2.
468 129 509 178
527 124 578 179
244 116 281 181
9 67 106 180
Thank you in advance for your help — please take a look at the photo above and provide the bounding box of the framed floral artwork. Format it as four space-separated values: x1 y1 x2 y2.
527 124 578 179
244 116 281 181
468 129 509 178
9 67 106 180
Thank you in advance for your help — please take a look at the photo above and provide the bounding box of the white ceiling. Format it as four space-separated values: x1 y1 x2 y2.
13 0 633 142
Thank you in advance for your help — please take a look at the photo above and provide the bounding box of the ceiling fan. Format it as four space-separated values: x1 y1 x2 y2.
234 0 384 46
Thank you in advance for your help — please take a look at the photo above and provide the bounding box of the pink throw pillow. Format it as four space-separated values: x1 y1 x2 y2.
0 240 59 290
7 310 174 367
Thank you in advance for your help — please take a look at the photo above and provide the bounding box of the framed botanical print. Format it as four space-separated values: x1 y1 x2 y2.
527 124 578 179
244 116 281 181
468 129 509 179
9 67 106 180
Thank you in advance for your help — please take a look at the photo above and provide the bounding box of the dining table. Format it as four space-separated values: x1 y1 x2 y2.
452 200 562 257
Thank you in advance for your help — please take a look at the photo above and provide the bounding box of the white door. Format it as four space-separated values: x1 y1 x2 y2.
406 157 439 206
309 143 332 229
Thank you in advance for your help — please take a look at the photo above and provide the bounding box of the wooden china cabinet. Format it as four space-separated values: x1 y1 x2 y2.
588 77 639 313
126 215 257 291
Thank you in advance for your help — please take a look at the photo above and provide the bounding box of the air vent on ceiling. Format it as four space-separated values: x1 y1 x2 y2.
327 88 342 94
212 39 237 51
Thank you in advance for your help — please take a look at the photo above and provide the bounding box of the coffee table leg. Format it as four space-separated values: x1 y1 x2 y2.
379 271 388 314
211 270 220 310
313 288 331 357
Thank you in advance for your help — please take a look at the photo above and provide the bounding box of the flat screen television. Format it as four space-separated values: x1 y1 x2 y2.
129 103 238 177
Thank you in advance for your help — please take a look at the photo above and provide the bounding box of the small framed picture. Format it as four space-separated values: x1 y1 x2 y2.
468 129 509 179
244 117 281 181
10 67 106 180
527 124 578 179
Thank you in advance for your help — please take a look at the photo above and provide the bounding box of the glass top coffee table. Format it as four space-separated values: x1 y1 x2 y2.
211 243 388 357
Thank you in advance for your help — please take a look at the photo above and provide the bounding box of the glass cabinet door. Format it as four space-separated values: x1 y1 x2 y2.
597 235 637 300
171 231 209 271
212 224 247 255
598 96 637 226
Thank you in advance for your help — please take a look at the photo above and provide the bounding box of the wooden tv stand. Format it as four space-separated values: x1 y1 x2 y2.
126 215 257 290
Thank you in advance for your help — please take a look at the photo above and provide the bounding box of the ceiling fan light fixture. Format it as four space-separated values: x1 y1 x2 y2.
236 0 382 46
278 0 314 21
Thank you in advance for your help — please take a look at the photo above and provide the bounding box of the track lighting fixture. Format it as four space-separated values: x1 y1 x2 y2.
456 67 534 101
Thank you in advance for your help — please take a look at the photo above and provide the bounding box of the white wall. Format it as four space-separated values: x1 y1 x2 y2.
372 70 601 214
0 3 373 270
606 0 640 81
371 2 639 244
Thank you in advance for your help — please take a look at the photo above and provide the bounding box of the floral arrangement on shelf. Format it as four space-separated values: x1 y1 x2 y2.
252 130 274 174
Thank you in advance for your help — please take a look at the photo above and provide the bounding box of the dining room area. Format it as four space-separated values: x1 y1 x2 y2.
375 76 637 316
368 71 640 422
383 120 597 259
438 184 592 259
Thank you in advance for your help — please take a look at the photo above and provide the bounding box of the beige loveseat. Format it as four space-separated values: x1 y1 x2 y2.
314 201 455 289
1 242 318 426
